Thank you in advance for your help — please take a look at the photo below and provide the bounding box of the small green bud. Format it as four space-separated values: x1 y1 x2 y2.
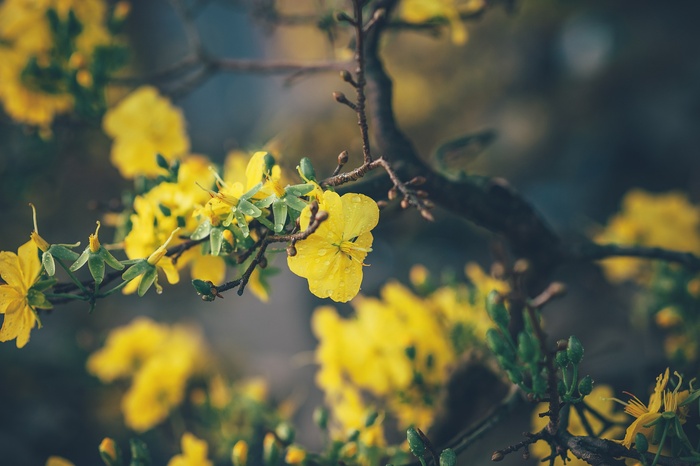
347 429 360 442
156 153 169 169
275 422 295 444
313 406 328 430
99 438 120 466
129 438 151 466
634 433 649 453
439 449 456 466
406 427 426 458
486 290 510 329
263 433 280 466
555 350 569 368
405 345 417 360
578 375 593 396
298 157 316 181
567 335 584 365
364 411 379 428
263 152 276 175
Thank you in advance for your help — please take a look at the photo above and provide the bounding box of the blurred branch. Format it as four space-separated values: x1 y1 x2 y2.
568 242 700 272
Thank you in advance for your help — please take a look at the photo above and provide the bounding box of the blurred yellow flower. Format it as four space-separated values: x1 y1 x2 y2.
399 0 484 45
168 433 212 466
531 385 626 466
595 190 700 283
285 445 307 464
288 191 379 302
103 86 190 178
0 240 44 348
45 457 74 466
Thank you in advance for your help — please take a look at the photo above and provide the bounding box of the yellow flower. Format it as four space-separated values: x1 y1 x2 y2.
594 190 700 283
103 86 190 178
288 191 379 302
45 457 74 466
86 317 170 382
232 440 248 466
531 385 626 466
168 433 212 466
0 239 45 348
399 0 484 45
617 368 690 449
285 445 307 464
122 228 181 295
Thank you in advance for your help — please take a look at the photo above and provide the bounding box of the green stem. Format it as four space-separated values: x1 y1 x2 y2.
44 293 90 301
566 365 579 398
651 421 670 466
96 279 129 297
55 258 90 295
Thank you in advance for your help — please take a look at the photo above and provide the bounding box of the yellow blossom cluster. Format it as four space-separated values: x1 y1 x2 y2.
595 189 700 283
0 0 123 129
168 433 213 466
103 86 191 178
87 317 209 432
312 263 508 439
399 0 485 45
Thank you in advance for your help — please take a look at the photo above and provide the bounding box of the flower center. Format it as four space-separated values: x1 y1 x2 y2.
338 238 372 264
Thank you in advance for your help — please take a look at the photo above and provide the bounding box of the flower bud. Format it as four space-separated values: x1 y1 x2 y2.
491 451 504 462
406 427 426 458
98 438 119 466
566 335 584 365
634 433 648 453
232 440 248 466
285 445 306 464
486 291 510 329
578 375 593 396
276 422 295 444
338 150 349 165
555 351 569 368
263 433 280 466
440 448 456 466
364 411 379 428
313 406 328 430
298 157 316 182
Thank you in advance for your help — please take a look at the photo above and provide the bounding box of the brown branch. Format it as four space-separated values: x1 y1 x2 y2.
568 241 700 272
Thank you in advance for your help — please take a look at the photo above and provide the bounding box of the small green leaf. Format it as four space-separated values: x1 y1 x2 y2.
190 220 213 240
298 157 316 181
210 227 224 256
238 199 262 217
70 248 90 272
272 200 288 233
137 267 158 297
42 251 56 276
88 254 106 286
241 182 262 201
283 195 308 212
49 244 80 261
99 248 125 270
285 183 314 197
235 210 250 237
122 260 151 282
254 195 276 209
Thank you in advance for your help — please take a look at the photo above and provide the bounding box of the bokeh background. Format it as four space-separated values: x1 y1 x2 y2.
2 0 700 463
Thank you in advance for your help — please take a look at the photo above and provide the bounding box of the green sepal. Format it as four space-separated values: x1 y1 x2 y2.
313 406 328 430
555 351 570 368
680 389 700 407
42 251 56 276
27 288 53 310
122 260 150 282
70 248 90 271
634 433 649 453
298 157 316 181
156 153 169 169
241 182 262 201
89 254 106 286
578 375 594 396
99 248 125 270
256 216 275 231
263 152 276 175
49 244 80 261
254 195 276 209
517 332 535 362
364 411 379 428
275 422 295 445
285 183 314 198
238 199 262 217
192 279 215 296
32 278 57 292
190 220 212 241
406 427 426 458
283 195 308 212
137 267 158 297
272 200 288 233
235 210 250 237
158 203 172 217
129 438 152 466
210 227 224 256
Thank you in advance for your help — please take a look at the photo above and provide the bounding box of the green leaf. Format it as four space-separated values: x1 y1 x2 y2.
70 248 90 272
122 260 151 282
210 227 224 256
99 248 125 270
238 199 262 217
298 157 316 181
88 254 106 286
272 200 288 233
42 251 56 276
190 220 212 240
137 267 158 297
283 195 308 212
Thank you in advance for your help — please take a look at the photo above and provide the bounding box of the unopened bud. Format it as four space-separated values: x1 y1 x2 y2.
440 449 456 466
567 335 584 365
285 446 306 464
387 187 398 200
232 440 248 466
340 70 353 83
338 150 349 165
578 375 593 396
333 91 346 102
259 256 268 269
400 198 410 209
420 209 434 221
416 190 429 198
377 200 388 209
406 427 425 458
335 11 354 23
486 290 510 329
313 406 328 430
99 438 119 466
513 259 530 274
409 176 427 186
286 245 297 257
263 433 280 466
491 451 504 462
364 411 379 427
556 339 568 351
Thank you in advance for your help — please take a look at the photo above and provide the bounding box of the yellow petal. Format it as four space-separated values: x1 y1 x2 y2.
190 254 226 284
17 240 41 289
621 412 661 448
307 253 363 303
159 258 180 285
0 305 35 348
46 457 75 466
245 151 268 191
340 193 379 240
0 285 24 314
0 250 23 291
287 235 337 280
